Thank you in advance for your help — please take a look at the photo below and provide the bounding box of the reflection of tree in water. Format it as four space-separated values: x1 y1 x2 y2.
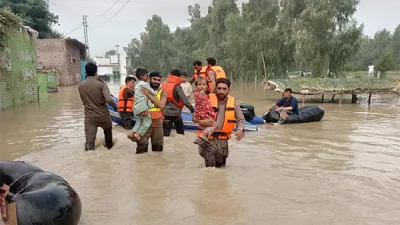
192 170 244 224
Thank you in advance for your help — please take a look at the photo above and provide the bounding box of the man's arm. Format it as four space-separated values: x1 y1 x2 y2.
234 100 246 131
208 71 216 93
175 85 194 113
282 98 298 111
144 89 167 110
101 83 118 109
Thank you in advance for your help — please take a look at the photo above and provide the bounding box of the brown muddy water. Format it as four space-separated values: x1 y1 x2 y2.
1 78 400 225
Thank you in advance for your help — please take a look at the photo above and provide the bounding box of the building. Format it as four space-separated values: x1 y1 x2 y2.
0 26 39 109
93 50 127 77
36 38 87 86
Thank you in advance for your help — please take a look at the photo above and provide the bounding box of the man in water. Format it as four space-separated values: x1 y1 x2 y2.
162 69 195 136
180 72 193 113
189 60 203 85
78 63 118 151
268 88 298 123
118 75 136 129
133 71 167 154
197 57 227 94
193 78 245 168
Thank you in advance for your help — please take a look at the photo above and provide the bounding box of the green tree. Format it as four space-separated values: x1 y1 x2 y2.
0 0 59 39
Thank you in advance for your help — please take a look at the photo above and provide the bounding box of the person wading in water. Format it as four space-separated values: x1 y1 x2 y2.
78 63 117 151
118 75 136 130
161 69 195 136
192 78 245 167
130 72 167 154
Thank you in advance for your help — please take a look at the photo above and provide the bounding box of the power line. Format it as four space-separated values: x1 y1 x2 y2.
95 0 122 17
93 0 131 28
63 24 83 37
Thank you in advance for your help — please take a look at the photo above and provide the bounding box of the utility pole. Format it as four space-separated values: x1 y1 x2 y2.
83 15 90 61
115 45 120 76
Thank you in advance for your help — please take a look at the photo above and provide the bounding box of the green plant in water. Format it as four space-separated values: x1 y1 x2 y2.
0 9 22 50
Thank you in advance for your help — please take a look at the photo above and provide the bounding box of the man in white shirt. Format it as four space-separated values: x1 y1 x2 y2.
180 72 193 113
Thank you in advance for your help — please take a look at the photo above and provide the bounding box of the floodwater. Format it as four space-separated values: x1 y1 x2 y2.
1 78 400 225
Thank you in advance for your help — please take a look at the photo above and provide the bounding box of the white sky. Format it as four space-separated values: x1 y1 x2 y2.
49 0 400 57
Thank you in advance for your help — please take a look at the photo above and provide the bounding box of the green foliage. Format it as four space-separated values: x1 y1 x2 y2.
0 9 22 50
126 0 363 80
269 77 397 94
0 0 59 39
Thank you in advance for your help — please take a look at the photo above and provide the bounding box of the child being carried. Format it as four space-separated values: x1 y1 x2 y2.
128 68 157 142
193 76 217 146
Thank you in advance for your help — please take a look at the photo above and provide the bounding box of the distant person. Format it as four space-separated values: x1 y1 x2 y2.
193 76 216 146
118 75 136 129
198 57 227 94
161 69 195 136
128 68 158 142
268 88 298 124
368 64 374 76
192 78 245 168
189 60 203 85
78 63 118 151
132 71 167 154
180 72 193 113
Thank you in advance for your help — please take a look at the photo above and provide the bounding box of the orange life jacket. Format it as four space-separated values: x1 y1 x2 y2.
197 94 237 140
202 65 227 80
161 75 184 108
149 89 164 120
118 85 134 113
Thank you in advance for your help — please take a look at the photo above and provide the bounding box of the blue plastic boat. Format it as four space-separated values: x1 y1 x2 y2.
108 96 263 132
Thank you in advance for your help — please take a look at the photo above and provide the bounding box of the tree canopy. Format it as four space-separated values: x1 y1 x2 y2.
0 0 60 39
126 0 368 80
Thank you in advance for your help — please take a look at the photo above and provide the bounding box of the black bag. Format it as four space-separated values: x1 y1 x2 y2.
239 104 256 122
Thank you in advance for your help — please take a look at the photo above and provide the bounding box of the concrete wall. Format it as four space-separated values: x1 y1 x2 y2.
65 41 82 85
36 39 84 86
0 27 38 109
36 39 67 86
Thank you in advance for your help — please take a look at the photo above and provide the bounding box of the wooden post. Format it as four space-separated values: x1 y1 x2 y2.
302 94 305 106
351 94 357 104
331 94 335 102
368 93 372 105
339 94 343 104
321 94 324 103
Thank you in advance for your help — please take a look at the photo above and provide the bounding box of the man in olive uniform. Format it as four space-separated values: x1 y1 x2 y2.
193 78 245 167
78 63 118 151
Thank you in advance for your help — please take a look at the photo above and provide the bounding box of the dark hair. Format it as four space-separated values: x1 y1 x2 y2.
85 63 97 76
206 57 216 66
170 69 181 76
216 78 231 88
149 71 161 77
193 60 202 66
125 76 136 84
135 68 148 79
195 76 207 86
284 88 292 93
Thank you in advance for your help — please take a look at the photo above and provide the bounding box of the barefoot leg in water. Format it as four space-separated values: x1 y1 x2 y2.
127 132 139 142
133 132 142 141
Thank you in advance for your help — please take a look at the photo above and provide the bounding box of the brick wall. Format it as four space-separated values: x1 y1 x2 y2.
36 39 68 86
65 41 82 85
0 27 38 109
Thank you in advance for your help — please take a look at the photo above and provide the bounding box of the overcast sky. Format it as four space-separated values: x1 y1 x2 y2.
49 0 400 57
